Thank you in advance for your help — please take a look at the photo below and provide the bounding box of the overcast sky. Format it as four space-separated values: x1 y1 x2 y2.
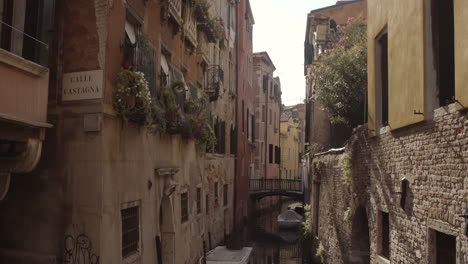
250 0 336 106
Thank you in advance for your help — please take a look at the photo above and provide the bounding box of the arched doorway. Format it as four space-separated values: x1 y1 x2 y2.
349 206 370 264
158 196 175 264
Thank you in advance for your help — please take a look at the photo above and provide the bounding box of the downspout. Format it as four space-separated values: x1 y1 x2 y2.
264 76 269 180
232 0 239 237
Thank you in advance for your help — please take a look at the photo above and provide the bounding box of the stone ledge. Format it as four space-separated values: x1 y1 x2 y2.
376 255 390 264
0 48 48 77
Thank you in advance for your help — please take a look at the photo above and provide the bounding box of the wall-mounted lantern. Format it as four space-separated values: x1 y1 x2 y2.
399 177 409 210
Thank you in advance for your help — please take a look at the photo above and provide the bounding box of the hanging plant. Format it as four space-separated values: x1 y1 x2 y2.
114 68 153 126
157 86 184 134
183 94 216 151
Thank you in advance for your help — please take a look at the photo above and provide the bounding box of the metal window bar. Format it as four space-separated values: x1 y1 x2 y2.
121 207 139 258
206 65 224 100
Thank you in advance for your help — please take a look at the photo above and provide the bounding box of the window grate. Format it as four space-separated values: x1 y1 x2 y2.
196 188 201 214
121 206 139 258
181 192 188 222
223 184 228 206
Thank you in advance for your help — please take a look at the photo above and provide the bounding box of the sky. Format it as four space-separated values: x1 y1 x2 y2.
250 0 336 106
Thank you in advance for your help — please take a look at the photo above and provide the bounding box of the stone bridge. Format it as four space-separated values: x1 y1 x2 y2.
249 178 303 200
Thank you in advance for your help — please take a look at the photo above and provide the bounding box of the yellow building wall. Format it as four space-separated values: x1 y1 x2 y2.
454 0 468 109
367 0 425 132
280 120 299 179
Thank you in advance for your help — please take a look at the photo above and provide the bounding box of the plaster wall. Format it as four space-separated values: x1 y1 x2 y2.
367 0 425 132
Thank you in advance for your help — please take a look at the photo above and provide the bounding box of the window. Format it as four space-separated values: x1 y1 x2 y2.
378 211 390 259
0 0 55 66
124 19 138 68
136 35 156 96
251 114 255 143
262 105 266 122
214 119 226 154
196 188 201 214
230 125 237 155
242 100 245 132
269 144 273 163
274 112 277 131
223 184 228 206
431 230 456 264
261 142 265 164
247 108 250 140
205 194 209 214
181 192 188 223
269 109 272 125
431 0 455 106
275 146 280 164
262 75 268 92
214 182 219 204
121 206 140 258
376 32 389 128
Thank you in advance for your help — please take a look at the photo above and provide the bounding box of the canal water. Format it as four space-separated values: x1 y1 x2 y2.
247 200 306 264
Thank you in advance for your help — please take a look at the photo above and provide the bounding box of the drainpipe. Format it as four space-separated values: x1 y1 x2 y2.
231 0 239 247
264 77 269 181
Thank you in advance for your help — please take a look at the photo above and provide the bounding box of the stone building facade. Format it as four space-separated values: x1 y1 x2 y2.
0 0 242 263
253 52 282 210
304 0 367 151
306 0 468 263
233 0 255 237
280 104 305 180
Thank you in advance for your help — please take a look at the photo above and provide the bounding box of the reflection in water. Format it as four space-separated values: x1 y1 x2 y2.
248 201 304 264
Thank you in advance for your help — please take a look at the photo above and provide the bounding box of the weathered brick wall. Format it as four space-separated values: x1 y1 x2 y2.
310 107 468 264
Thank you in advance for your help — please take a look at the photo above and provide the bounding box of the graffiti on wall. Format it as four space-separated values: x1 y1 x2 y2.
63 234 100 264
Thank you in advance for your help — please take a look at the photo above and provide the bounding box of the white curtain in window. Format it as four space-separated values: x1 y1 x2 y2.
125 21 136 44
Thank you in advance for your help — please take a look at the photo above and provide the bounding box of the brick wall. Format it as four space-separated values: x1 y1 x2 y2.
310 106 468 264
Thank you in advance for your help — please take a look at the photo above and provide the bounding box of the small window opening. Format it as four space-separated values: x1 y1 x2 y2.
376 32 389 128
431 0 455 106
121 206 140 258
214 182 219 204
433 230 456 264
269 144 273 163
223 184 228 206
181 192 188 223
196 188 201 214
400 178 409 209
379 211 390 259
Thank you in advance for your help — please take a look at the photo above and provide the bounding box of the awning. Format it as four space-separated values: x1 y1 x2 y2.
161 55 170 75
125 21 137 44
0 113 52 128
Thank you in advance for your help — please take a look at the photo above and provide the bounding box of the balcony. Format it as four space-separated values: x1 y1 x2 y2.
0 48 49 127
183 5 198 48
206 65 223 101
197 34 210 65
167 0 183 28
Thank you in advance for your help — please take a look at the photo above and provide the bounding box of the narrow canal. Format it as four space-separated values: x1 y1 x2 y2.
247 200 306 264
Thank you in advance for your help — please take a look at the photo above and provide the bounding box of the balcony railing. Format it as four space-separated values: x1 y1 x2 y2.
168 0 183 27
183 6 198 47
197 35 210 65
206 65 223 101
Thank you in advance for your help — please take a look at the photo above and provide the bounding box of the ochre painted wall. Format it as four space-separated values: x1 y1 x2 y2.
367 0 425 132
454 0 468 109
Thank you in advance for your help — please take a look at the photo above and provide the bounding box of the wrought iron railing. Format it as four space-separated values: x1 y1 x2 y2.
250 179 302 193
206 65 223 100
